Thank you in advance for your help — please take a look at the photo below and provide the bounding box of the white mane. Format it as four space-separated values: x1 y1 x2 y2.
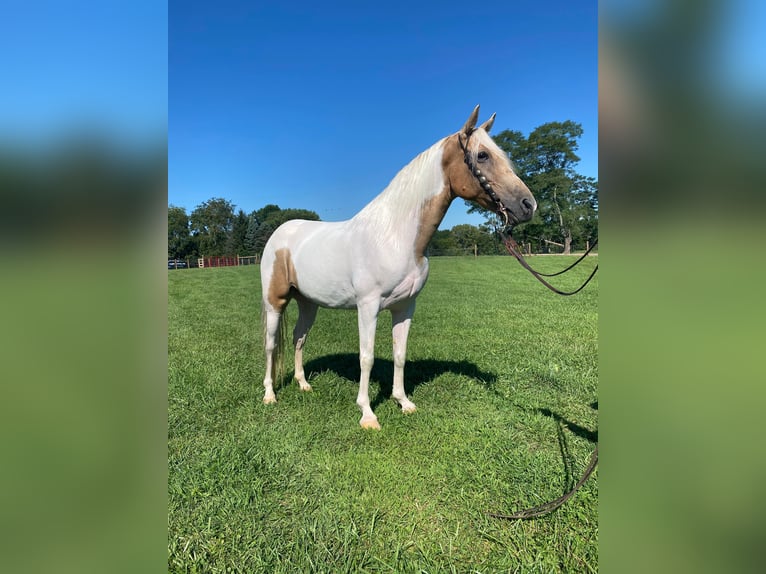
350 138 446 246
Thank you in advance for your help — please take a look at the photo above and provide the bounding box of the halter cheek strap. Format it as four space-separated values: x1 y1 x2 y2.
457 131 512 227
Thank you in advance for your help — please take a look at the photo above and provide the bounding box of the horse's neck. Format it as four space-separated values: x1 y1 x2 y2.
351 140 451 253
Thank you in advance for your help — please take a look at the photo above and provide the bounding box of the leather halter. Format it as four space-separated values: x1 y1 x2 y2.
457 130 514 226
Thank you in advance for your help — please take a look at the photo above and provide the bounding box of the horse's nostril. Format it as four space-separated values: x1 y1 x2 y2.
522 198 535 213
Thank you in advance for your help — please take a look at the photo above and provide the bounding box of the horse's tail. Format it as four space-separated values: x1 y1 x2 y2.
261 299 289 384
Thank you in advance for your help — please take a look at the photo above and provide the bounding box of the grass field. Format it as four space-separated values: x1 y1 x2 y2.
168 255 598 573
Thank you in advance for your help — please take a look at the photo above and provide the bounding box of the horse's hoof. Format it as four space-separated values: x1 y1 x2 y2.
360 417 381 430
298 384 312 392
396 398 417 414
263 395 277 405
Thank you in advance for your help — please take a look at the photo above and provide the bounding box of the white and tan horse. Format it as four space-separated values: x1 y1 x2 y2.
260 106 536 429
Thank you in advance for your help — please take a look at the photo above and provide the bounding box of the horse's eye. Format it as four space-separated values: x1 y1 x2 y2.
477 151 489 162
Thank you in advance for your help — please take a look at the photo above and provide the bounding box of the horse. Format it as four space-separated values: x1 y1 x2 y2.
260 105 536 429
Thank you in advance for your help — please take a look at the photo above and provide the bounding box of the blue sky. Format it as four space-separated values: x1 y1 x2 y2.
170 0 598 229
1 1 167 145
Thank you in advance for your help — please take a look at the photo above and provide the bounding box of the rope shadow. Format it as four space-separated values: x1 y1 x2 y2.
538 407 598 444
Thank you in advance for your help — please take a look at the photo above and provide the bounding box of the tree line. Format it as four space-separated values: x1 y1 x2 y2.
168 201 320 260
168 120 597 259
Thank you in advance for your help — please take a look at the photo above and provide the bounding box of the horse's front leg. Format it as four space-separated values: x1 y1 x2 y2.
356 300 380 430
391 301 417 414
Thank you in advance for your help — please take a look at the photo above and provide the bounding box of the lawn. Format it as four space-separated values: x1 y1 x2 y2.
168 255 598 573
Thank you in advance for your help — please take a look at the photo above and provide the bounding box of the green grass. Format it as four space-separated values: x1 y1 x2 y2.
168 256 598 573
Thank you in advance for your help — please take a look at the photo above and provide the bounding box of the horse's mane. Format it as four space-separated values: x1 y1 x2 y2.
350 138 446 245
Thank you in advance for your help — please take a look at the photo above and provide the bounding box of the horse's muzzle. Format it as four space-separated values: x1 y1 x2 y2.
520 197 536 219
506 196 536 225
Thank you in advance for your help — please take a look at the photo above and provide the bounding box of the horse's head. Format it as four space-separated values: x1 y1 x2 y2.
444 105 536 226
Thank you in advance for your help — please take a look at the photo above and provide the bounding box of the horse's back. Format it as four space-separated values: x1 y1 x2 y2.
264 218 352 258
261 219 358 308
264 218 319 249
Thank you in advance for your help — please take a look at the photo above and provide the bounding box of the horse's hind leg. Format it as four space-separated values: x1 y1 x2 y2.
262 306 279 404
293 296 318 391
357 300 381 430
262 304 282 404
391 301 417 414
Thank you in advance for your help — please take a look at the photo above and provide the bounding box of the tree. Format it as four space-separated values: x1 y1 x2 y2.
226 209 249 255
267 208 320 228
244 212 260 254
252 204 282 225
170 200 322 258
428 229 458 255
247 205 321 255
251 220 276 256
469 121 598 253
168 205 193 259
190 198 235 256
451 224 497 254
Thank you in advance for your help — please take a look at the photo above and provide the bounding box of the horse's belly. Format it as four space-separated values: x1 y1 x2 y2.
302 284 358 309
291 253 358 309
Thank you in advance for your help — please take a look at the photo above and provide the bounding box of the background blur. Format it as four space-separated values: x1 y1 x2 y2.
1 0 764 572
0 2 166 573
601 0 765 572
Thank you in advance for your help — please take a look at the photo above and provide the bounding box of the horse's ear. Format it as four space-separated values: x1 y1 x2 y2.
479 112 496 133
461 105 480 134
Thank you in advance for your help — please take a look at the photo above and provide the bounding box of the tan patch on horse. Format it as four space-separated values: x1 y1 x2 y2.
441 133 492 204
414 186 453 261
267 248 299 310
413 135 481 261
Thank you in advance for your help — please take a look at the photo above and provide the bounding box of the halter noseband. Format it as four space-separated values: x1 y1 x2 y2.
457 130 512 227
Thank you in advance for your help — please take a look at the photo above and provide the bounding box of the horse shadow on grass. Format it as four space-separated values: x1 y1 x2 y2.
299 353 497 410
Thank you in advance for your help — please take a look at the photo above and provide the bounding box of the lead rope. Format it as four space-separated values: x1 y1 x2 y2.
488 446 598 520
492 233 598 519
456 132 598 518
515 237 599 277
501 232 598 296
